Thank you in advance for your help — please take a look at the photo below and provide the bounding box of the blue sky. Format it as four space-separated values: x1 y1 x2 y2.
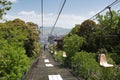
6 0 120 29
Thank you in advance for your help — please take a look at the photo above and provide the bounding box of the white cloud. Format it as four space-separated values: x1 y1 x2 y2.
8 0 17 3
89 11 96 16
18 11 36 16
55 14 86 28
4 11 87 29
5 15 15 19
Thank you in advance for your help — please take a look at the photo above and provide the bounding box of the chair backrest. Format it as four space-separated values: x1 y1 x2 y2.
99 54 113 67
63 51 67 57
100 54 107 65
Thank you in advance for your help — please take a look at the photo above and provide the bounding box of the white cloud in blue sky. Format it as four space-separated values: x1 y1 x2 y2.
5 11 86 29
89 11 96 16
8 0 17 2
4 0 117 29
18 11 36 16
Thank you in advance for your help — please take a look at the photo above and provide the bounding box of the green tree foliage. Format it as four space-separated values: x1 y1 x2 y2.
72 51 100 79
0 0 12 19
97 10 120 53
77 20 98 52
72 51 120 80
0 18 40 79
0 22 30 79
53 51 64 64
63 34 84 67
69 24 80 35
68 11 120 53
1 20 28 46
61 10 120 79
0 42 30 79
78 20 96 37
25 22 40 57
12 18 26 27
63 34 84 57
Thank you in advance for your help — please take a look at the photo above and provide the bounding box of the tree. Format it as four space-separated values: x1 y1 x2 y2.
69 24 80 35
77 20 97 52
0 0 12 19
78 20 96 37
0 18 41 79
0 19 30 79
97 10 120 53
24 22 40 57
63 34 84 67
26 22 40 42
12 18 26 27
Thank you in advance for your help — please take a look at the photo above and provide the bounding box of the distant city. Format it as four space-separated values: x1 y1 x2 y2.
39 27 71 45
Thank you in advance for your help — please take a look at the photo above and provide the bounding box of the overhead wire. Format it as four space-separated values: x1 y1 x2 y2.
50 0 67 34
50 0 64 35
57 0 65 16
88 0 120 48
89 0 120 20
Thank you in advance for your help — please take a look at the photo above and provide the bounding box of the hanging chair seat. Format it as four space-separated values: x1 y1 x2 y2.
63 51 67 57
99 54 113 67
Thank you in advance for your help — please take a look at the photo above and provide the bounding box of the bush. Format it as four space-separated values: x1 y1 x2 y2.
63 35 84 67
99 53 119 80
63 35 84 57
100 67 116 80
0 42 30 79
53 51 64 64
72 51 120 80
72 51 100 79
110 53 120 65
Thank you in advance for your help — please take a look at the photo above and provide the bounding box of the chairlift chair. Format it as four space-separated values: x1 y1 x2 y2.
99 54 113 67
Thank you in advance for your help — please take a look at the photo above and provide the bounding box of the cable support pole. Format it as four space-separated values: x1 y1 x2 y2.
50 0 67 34
107 6 113 27
41 0 43 36
89 0 120 20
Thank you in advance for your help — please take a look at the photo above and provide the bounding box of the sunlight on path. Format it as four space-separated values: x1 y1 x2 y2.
48 74 63 80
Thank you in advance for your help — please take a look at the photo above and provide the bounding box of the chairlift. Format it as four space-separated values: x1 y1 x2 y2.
48 35 55 44
63 51 67 58
99 54 113 67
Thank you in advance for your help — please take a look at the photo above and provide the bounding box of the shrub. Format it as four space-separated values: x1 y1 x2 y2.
0 42 30 79
72 51 120 80
63 35 84 67
72 51 100 79
53 51 64 64
110 53 120 65
100 67 116 80
63 35 84 57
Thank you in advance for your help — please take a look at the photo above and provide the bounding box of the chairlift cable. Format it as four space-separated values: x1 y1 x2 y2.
89 0 120 20
109 0 120 7
50 0 67 34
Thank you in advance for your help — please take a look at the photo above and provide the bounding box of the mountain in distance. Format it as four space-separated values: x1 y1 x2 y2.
40 27 71 44
43 27 71 36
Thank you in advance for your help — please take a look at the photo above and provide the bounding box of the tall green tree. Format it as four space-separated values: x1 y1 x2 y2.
25 22 40 57
63 34 84 67
97 10 120 53
69 24 80 35
78 20 98 52
78 20 96 36
0 18 41 79
0 19 30 79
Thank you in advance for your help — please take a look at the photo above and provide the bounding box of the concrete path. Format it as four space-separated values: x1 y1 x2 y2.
25 50 78 80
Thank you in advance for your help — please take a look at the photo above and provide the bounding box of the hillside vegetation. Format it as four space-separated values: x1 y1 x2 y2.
0 18 41 79
53 10 120 79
